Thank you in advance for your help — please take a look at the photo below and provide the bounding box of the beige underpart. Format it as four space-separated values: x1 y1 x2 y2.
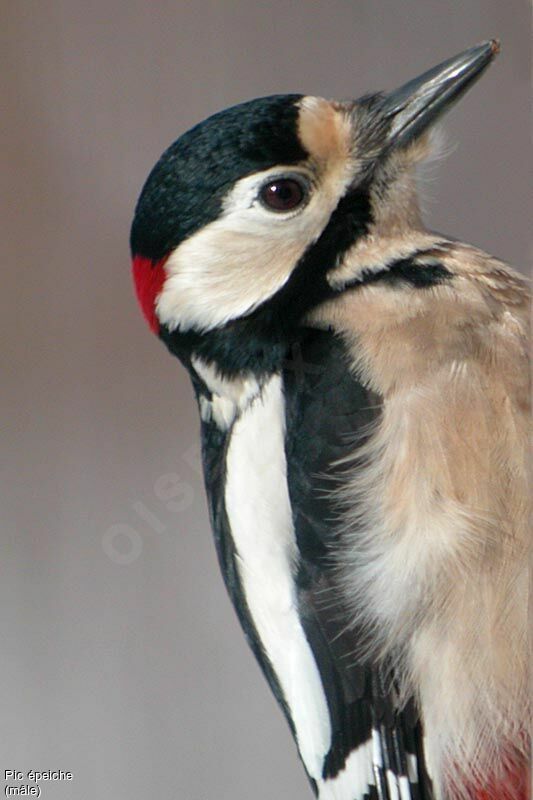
155 94 530 796
310 240 531 798
328 133 439 287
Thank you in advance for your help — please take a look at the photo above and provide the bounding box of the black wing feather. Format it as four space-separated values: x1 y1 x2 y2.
283 327 434 800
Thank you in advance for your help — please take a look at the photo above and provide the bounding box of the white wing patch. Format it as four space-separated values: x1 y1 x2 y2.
317 740 374 800
192 356 261 429
316 727 418 800
224 374 332 779
214 367 419 799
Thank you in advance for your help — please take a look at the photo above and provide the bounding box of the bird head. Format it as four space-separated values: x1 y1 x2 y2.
131 41 499 377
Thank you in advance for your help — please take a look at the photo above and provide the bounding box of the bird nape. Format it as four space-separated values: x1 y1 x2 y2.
131 41 531 800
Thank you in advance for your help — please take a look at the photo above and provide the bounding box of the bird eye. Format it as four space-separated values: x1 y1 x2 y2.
259 176 308 213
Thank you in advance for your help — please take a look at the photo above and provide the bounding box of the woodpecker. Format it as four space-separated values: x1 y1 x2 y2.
131 41 531 800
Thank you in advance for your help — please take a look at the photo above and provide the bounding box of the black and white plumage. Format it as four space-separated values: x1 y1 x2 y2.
196 329 430 800
131 42 530 800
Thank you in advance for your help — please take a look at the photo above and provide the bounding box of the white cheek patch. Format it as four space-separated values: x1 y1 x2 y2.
155 162 352 334
156 220 304 333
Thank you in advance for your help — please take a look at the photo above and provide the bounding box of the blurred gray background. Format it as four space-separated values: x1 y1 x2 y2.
2 2 530 799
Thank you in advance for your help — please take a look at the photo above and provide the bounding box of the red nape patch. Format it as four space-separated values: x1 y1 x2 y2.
132 254 168 334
